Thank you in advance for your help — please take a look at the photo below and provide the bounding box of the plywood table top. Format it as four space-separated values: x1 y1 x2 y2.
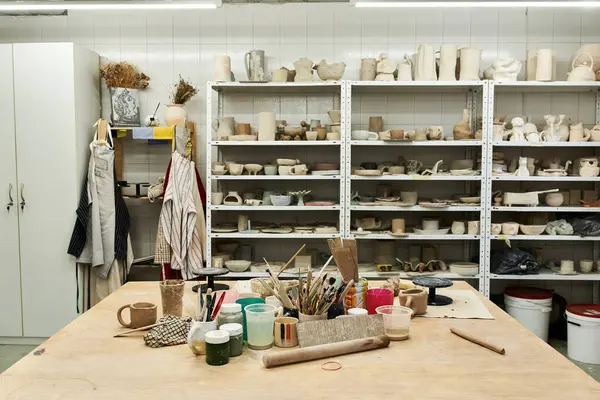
1 281 599 399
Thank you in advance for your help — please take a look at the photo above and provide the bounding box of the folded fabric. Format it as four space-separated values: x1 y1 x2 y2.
132 127 174 140
144 315 192 348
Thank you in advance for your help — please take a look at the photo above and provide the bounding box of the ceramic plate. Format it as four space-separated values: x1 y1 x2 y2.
554 272 580 276
419 202 449 208
386 231 408 237
304 201 336 206
261 228 293 234
352 230 372 235
450 169 477 176
314 227 338 233
355 170 383 176
212 170 228 175
413 228 451 235
375 197 401 202
310 170 340 176
228 135 257 141
459 196 481 204
212 227 238 233
238 80 269 83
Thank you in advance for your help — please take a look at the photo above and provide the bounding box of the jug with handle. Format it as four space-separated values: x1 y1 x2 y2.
415 45 437 81
567 52 595 82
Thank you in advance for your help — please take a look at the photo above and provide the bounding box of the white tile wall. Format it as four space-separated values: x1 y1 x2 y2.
1 4 598 300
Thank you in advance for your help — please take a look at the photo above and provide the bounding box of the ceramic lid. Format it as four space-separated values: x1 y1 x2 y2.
566 304 600 319
220 303 242 314
505 287 552 300
347 308 368 315
205 330 230 344
219 323 243 336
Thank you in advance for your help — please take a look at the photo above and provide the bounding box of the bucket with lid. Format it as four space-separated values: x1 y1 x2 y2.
504 287 552 342
566 304 600 364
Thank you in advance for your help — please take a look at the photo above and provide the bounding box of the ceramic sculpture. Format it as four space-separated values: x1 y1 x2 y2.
294 58 314 82
360 58 377 81
375 53 397 81
314 60 346 81
453 109 473 140
483 59 522 81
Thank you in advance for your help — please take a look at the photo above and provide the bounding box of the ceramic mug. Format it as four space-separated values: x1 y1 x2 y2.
290 164 308 175
560 260 575 274
400 191 418 205
273 317 298 348
326 131 341 141
399 288 427 316
468 220 480 235
451 221 466 235
211 192 224 205
264 164 277 175
392 218 405 234
117 302 157 329
580 259 594 273
272 69 288 82
306 131 318 141
278 166 292 175
229 163 244 175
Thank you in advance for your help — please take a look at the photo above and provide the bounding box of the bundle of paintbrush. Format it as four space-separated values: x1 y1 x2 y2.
298 268 355 316
198 288 226 322
252 258 297 309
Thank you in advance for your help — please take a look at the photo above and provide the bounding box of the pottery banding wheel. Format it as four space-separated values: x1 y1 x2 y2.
413 277 454 306
191 268 230 293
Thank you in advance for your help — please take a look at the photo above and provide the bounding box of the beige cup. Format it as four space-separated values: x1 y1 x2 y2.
560 260 574 274
117 302 157 329
316 127 327 140
273 317 298 348
390 129 405 140
580 259 594 273
326 131 341 141
379 131 391 140
272 69 288 82
264 164 277 175
211 192 224 205
400 191 418 205
290 164 307 175
212 256 224 268
468 220 480 235
213 164 225 172
491 223 502 235
306 131 318 140
392 218 405 234
229 163 244 175
278 166 292 175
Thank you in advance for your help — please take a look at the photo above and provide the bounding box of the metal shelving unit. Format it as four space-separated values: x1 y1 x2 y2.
204 80 600 302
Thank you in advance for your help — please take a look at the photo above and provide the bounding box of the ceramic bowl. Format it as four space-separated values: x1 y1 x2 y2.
449 262 479 276
270 195 292 206
225 260 251 272
519 224 546 235
501 222 519 235
276 158 298 166
244 164 263 175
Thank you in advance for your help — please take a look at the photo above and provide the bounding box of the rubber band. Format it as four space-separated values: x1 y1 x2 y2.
321 361 342 371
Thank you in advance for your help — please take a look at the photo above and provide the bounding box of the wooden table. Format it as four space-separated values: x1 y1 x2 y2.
1 281 599 399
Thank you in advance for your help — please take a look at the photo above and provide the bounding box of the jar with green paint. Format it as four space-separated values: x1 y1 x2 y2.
205 330 230 366
219 323 243 357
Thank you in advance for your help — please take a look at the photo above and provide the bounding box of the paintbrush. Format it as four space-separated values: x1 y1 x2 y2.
203 288 213 322
317 255 334 277
211 292 226 321
277 284 296 309
265 267 282 292
277 244 307 277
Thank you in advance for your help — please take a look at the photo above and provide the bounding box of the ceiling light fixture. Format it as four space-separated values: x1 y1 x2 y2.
0 1 221 11
354 1 600 8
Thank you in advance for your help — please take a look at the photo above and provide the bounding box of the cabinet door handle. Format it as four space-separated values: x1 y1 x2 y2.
6 183 14 211
20 183 25 211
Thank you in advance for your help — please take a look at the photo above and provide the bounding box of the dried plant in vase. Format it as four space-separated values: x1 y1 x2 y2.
165 75 198 127
100 62 150 127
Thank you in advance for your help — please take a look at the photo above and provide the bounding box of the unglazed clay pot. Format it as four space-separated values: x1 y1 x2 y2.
165 104 187 127
399 288 427 316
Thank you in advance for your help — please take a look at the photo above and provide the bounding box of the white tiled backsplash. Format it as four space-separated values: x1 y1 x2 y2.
1 4 598 298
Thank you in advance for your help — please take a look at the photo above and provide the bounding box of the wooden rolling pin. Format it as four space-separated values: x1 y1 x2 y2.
450 327 506 355
263 335 390 368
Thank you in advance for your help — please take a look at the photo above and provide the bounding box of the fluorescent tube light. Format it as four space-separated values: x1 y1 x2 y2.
0 1 220 11
354 1 600 8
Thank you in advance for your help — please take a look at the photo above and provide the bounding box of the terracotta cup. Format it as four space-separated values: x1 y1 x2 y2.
390 129 405 140
236 123 251 135
316 127 327 140
392 218 405 234
117 302 157 328
399 288 427 316
273 317 298 348
159 280 185 317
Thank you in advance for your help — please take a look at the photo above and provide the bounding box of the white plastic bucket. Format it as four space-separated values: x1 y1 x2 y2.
566 304 600 365
504 287 552 342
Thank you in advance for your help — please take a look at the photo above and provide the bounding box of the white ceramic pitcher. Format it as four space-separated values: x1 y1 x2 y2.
415 45 437 81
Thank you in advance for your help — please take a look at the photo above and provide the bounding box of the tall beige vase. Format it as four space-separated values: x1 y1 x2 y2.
258 112 276 141
535 49 554 81
438 45 457 81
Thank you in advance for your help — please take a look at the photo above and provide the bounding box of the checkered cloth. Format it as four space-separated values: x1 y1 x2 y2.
143 315 192 348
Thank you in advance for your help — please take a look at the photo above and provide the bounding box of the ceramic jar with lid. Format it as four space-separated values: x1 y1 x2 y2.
218 303 243 327
205 330 230 366
219 323 243 357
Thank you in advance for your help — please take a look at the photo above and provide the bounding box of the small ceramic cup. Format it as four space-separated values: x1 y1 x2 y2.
117 302 157 329
264 164 277 175
379 131 391 140
491 223 502 235
290 164 308 175
560 260 575 274
400 191 418 205
273 317 298 348
390 129 405 140
211 192 224 205
213 164 225 172
306 131 318 140
326 131 341 141
468 220 480 235
278 166 292 175
502 222 519 235
580 259 594 273
272 69 288 82
212 256 224 268
392 218 405 234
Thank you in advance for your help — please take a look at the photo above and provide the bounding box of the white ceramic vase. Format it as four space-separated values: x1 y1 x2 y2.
459 48 482 81
438 45 457 81
258 112 276 141
214 55 232 82
535 49 554 81
415 45 437 81
165 104 187 127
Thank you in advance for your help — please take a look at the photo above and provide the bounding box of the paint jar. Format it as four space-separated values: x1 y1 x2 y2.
219 323 243 357
245 304 276 350
205 330 230 366
366 288 394 315
345 279 368 310
236 298 265 341
217 303 243 327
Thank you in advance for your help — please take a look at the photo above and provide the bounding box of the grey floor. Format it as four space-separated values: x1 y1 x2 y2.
1 341 599 381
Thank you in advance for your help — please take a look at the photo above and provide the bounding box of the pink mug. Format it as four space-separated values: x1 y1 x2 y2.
366 288 394 315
